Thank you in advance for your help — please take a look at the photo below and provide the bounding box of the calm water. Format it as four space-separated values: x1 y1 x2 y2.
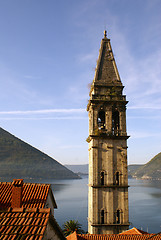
50 177 161 234
1 176 161 233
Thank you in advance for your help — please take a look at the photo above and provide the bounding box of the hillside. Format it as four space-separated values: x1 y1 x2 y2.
65 164 143 177
132 152 161 180
65 159 161 180
0 127 80 179
65 164 88 175
128 164 143 178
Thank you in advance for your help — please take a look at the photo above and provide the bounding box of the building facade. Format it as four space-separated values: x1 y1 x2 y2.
87 31 129 234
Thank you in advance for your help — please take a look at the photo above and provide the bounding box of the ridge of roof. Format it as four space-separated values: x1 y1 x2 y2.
0 181 50 186
0 207 51 213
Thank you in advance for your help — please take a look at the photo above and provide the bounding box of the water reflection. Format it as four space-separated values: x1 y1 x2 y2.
129 179 161 233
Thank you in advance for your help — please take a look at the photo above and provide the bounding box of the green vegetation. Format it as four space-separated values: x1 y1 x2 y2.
0 127 80 179
130 152 161 180
63 220 85 236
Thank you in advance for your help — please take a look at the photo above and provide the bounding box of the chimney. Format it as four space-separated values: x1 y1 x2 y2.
11 179 23 208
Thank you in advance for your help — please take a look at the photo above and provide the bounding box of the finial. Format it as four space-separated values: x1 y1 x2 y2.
104 30 107 38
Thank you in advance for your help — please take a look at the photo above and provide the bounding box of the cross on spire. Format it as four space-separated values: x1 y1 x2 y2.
104 30 107 38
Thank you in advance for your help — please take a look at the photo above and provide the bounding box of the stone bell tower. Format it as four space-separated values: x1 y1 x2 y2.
87 31 129 234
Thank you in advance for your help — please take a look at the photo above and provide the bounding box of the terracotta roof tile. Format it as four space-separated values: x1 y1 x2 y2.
74 234 161 240
67 231 78 240
0 181 51 209
120 228 149 235
0 208 50 239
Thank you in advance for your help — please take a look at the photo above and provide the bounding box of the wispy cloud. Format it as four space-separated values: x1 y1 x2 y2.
78 52 96 62
0 108 86 115
128 115 161 120
24 75 41 80
0 108 87 120
0 116 88 121
129 131 160 139
111 26 161 106
128 105 161 110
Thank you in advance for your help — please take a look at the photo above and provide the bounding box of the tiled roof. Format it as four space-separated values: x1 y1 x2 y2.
120 228 149 235
67 231 78 240
0 207 50 240
0 181 56 209
67 232 161 240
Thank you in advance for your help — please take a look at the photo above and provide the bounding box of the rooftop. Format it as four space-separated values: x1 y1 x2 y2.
67 232 161 240
120 228 149 235
0 180 57 210
0 207 50 240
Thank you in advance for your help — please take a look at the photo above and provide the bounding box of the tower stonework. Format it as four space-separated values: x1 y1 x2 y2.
87 31 129 234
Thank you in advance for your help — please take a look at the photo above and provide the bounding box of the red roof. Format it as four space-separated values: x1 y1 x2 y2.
0 181 56 209
67 232 161 240
67 232 78 240
0 208 50 240
120 228 149 235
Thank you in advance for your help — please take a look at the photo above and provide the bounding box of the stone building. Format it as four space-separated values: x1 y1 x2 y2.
87 31 129 234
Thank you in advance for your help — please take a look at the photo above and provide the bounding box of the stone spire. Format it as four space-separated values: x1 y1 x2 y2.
93 31 122 86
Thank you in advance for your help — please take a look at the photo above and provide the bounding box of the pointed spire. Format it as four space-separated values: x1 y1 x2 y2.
93 31 122 86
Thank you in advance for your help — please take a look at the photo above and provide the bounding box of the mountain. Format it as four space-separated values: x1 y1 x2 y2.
65 164 88 175
0 127 80 179
132 152 161 180
65 157 161 180
128 164 143 178
65 164 142 176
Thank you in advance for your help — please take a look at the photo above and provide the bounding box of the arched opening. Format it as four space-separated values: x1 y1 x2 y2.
115 171 120 185
112 109 120 135
98 110 105 130
116 210 121 224
101 209 105 224
100 171 105 186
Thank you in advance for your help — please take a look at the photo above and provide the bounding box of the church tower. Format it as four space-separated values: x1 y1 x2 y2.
87 31 129 234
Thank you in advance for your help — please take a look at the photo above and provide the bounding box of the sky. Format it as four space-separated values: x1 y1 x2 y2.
0 0 160 165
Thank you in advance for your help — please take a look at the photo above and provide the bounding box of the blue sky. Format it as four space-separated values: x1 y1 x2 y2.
0 0 160 165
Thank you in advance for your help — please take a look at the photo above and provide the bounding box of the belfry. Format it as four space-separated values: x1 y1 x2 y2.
87 31 129 234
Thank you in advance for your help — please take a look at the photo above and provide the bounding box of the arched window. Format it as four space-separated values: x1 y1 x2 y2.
116 210 121 224
115 172 120 185
98 110 105 130
101 209 105 224
101 171 105 186
112 109 119 135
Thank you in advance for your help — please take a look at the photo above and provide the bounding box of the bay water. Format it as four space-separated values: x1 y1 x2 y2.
1 176 161 234
50 176 161 234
